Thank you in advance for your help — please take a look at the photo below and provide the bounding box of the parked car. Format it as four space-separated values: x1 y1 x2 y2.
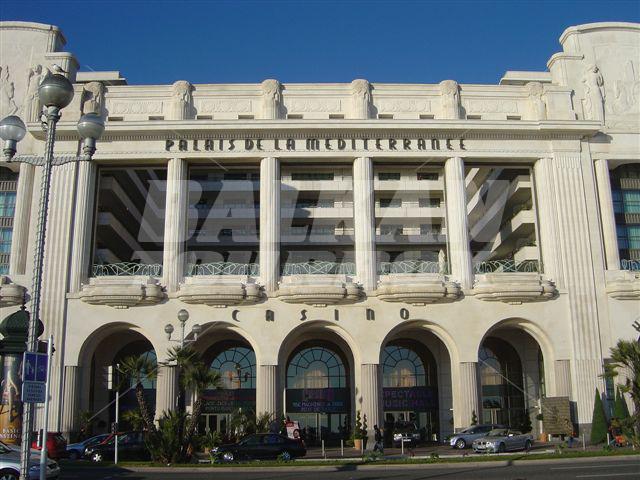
85 431 149 462
0 440 60 480
472 428 533 453
66 433 111 460
391 421 422 447
212 433 306 462
30 432 67 460
447 424 505 449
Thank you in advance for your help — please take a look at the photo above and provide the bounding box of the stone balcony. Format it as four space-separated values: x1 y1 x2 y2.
0 275 27 307
472 272 557 304
176 275 262 307
605 269 640 300
377 273 461 305
276 274 362 307
79 276 165 308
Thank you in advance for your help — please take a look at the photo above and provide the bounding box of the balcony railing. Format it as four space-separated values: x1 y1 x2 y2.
92 262 163 276
187 262 259 276
474 259 541 274
378 259 447 274
621 259 640 271
281 261 356 275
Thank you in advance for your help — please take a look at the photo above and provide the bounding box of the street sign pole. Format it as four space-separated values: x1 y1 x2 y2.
115 363 119 465
39 336 53 480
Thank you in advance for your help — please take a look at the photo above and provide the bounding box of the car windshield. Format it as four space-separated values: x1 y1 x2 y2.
487 429 508 437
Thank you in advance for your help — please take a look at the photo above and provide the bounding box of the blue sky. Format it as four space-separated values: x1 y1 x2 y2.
1 0 639 85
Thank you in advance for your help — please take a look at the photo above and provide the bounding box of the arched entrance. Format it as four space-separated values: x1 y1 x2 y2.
197 340 257 434
382 340 439 443
285 340 351 446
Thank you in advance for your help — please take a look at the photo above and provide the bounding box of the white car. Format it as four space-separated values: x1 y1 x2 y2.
0 441 60 480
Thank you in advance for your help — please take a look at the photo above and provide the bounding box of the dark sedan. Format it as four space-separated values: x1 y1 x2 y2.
85 431 149 462
212 433 306 462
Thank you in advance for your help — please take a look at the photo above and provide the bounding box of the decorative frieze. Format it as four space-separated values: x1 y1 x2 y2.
287 98 341 113
110 101 163 115
176 276 261 307
276 275 362 307
376 98 431 113
197 99 252 113
377 274 461 305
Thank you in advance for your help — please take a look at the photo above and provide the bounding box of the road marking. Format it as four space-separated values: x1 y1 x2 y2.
552 464 640 470
576 473 640 478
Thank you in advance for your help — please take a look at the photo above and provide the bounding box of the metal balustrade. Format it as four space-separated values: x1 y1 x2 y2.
187 262 259 276
92 262 163 276
621 259 640 271
474 259 541 274
378 259 447 274
281 261 356 275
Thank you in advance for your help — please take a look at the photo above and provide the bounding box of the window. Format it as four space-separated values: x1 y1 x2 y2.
419 198 441 208
417 172 439 181
0 191 16 217
420 224 441 235
622 190 640 214
378 114 394 119
378 172 401 181
379 198 401 208
628 226 640 249
210 345 256 389
506 115 521 121
467 115 481 120
197 115 213 120
419 114 435 119
329 114 344 119
238 115 254 120
287 346 347 389
287 114 303 119
148 116 164 121
380 225 403 235
291 172 334 181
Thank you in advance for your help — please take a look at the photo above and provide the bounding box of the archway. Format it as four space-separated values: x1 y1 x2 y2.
196 339 257 435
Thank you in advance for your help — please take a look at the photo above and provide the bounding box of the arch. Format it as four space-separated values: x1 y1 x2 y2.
191 321 263 366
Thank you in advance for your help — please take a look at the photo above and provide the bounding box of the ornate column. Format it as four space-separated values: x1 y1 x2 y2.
9 163 34 275
454 362 479 430
256 365 278 418
259 157 280 293
551 152 604 425
533 158 565 287
444 157 473 290
61 366 80 436
155 365 178 419
594 159 620 270
353 157 377 291
162 158 187 292
360 364 382 448
555 360 572 397
69 161 97 292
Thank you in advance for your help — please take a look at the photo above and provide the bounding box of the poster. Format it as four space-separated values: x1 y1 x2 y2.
286 388 349 413
285 420 301 440
383 387 437 411
0 354 23 444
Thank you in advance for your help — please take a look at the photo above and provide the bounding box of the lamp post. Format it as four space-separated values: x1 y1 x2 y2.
164 310 201 410
0 73 105 480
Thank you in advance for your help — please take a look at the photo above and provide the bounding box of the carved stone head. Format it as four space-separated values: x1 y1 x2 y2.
172 80 193 101
439 79 459 96
351 79 370 97
82 81 105 115
526 81 544 98
261 79 281 99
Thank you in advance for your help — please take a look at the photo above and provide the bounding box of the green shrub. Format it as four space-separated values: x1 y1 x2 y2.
590 388 608 444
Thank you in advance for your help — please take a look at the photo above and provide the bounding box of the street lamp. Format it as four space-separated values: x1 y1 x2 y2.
164 309 201 346
0 73 104 480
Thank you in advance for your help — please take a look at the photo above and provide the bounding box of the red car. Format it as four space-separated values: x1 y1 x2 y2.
31 432 67 460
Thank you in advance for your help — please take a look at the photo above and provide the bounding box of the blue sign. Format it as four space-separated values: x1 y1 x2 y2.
22 352 48 403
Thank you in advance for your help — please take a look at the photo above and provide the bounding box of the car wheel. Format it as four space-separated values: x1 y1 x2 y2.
280 450 292 461
69 449 79 460
498 443 506 453
91 452 104 462
525 440 532 451
455 439 466 449
221 451 234 463
0 469 19 480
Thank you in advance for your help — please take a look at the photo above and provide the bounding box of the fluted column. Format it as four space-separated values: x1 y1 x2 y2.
162 158 187 291
155 365 178 419
256 365 278 418
260 157 280 293
9 163 34 275
360 364 382 448
445 157 473 290
61 366 80 436
555 360 571 397
353 157 377 291
551 152 604 424
533 158 565 287
594 159 620 270
69 161 97 292
454 362 479 430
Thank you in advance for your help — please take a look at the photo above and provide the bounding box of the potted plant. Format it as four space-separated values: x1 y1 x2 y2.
352 410 364 451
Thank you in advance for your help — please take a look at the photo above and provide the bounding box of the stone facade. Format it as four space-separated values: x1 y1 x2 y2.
0 21 639 446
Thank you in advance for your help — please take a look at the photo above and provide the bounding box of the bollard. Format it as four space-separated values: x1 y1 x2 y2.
401 438 404 456
341 439 344 457
582 433 586 450
322 439 325 458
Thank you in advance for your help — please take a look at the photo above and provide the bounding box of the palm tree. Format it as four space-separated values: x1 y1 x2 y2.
117 355 157 433
163 345 199 411
181 361 222 453
604 339 640 446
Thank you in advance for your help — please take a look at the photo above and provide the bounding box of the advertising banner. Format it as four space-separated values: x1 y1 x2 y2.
201 389 256 414
286 388 350 413
0 354 23 444
382 386 437 411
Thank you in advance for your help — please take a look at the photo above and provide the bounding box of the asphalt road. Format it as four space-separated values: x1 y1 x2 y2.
58 457 640 479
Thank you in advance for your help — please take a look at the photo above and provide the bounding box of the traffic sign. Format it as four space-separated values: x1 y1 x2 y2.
22 352 48 403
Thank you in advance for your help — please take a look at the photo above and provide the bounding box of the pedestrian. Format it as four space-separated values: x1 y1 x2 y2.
373 425 384 454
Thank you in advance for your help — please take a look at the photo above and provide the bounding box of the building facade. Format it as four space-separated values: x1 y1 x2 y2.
0 21 639 445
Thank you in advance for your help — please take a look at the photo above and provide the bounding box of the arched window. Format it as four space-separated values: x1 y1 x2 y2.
0 167 18 274
287 346 346 389
382 345 428 387
113 344 157 390
210 346 256 389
